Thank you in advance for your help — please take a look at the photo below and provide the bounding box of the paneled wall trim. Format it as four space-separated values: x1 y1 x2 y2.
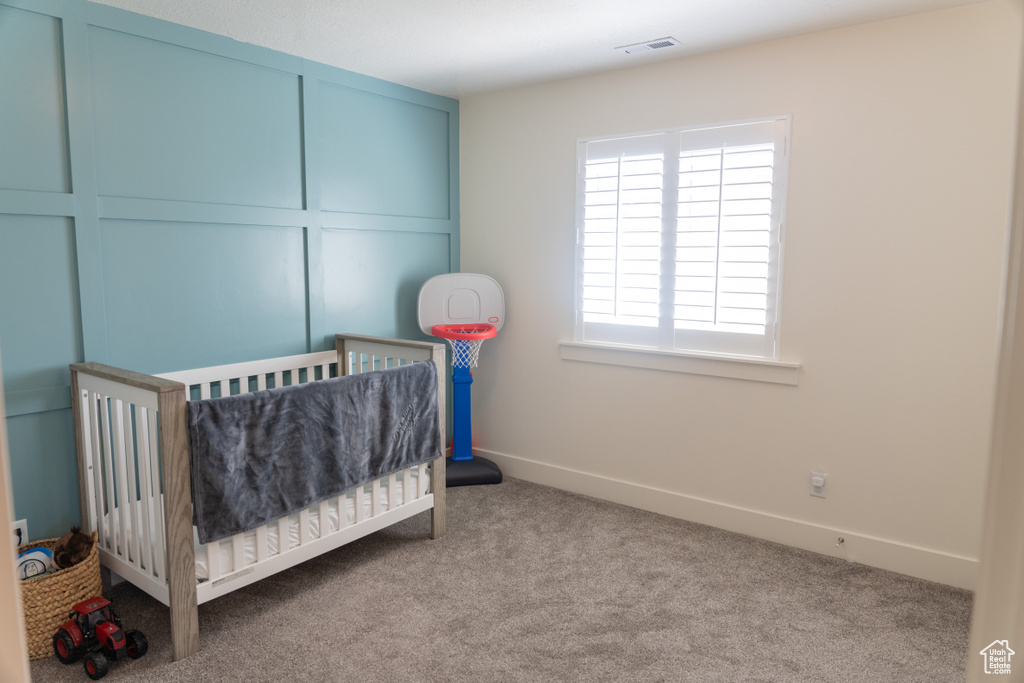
0 0 459 538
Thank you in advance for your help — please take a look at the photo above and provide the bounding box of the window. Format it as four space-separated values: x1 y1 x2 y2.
574 116 790 358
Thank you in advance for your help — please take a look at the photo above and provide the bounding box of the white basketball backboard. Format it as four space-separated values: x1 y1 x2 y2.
418 273 505 336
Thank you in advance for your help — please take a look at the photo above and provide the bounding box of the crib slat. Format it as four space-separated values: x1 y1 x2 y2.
403 468 412 505
87 393 108 548
256 526 268 563
319 500 330 536
77 391 98 537
388 473 398 510
109 399 132 561
133 405 154 576
232 533 245 571
340 495 350 529
355 486 366 523
146 410 165 578
418 463 428 498
299 509 311 546
207 540 221 582
200 383 211 400
99 396 118 553
257 373 267 391
372 479 381 518
147 496 162 578
278 516 289 553
120 400 141 567
274 370 283 390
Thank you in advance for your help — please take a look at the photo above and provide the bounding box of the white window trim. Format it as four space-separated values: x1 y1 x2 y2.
574 115 792 360
559 340 801 386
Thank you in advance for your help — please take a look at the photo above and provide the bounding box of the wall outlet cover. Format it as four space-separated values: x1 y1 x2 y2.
12 519 27 546
810 472 828 498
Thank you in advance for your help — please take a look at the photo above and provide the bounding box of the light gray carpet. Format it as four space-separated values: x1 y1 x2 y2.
30 478 971 682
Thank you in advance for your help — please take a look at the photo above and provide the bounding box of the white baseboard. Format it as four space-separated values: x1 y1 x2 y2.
479 448 978 590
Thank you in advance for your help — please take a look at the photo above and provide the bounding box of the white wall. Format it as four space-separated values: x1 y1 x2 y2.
460 0 1021 589
969 22 1024 666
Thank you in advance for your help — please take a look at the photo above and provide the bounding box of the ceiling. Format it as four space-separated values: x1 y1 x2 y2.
92 0 990 99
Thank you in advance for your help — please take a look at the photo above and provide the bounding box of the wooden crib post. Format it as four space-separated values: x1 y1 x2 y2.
157 385 200 661
429 343 447 540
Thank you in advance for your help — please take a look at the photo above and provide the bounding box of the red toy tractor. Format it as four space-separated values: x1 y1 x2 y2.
52 596 148 680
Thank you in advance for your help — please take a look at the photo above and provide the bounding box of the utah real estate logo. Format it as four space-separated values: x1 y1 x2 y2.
980 640 1015 675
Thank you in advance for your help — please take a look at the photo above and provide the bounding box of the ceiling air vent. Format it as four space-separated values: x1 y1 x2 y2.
615 37 680 55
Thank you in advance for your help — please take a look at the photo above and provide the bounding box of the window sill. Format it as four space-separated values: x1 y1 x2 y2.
558 341 801 386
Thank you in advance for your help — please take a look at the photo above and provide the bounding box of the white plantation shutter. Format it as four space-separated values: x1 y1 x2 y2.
582 151 664 331
575 117 789 358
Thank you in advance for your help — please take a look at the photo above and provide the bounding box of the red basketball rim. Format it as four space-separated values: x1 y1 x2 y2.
432 323 497 340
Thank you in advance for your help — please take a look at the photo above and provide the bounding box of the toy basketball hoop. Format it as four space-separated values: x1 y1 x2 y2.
432 323 496 369
418 274 505 487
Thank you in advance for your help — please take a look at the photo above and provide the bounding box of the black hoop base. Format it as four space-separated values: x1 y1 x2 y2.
445 455 503 487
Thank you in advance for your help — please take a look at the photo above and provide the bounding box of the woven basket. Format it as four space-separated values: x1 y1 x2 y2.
18 531 102 660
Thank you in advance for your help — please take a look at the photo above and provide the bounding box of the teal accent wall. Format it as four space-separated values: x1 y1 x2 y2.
0 0 459 539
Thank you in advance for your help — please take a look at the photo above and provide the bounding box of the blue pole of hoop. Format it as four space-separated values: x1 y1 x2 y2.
450 350 474 462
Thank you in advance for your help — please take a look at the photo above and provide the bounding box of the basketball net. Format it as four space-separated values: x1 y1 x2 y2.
447 338 485 368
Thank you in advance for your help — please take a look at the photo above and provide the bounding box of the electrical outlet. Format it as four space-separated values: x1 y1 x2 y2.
12 519 27 547
810 472 828 498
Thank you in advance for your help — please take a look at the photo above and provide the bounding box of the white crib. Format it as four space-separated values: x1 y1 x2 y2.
69 334 446 661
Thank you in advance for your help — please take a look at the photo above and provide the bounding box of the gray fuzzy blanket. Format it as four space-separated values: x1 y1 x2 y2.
186 361 441 544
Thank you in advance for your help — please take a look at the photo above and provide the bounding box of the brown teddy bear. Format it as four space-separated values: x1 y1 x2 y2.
52 526 93 570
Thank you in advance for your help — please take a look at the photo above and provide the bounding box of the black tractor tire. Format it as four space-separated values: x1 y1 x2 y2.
83 650 109 680
53 629 82 664
126 629 148 659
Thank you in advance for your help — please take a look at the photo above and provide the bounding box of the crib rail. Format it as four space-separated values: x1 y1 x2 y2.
157 349 338 398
